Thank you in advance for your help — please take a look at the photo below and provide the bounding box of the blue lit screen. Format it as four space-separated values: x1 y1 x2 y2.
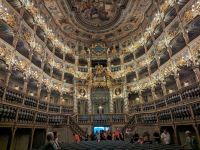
93 126 110 133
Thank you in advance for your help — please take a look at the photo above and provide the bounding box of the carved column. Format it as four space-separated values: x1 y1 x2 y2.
138 91 143 103
88 86 92 114
73 80 78 114
120 55 124 70
36 83 42 99
151 86 157 100
174 74 182 90
23 78 29 94
107 58 111 69
161 82 167 96
136 71 139 80
147 64 151 76
109 87 114 113
123 75 128 113
75 56 79 72
36 83 41 109
47 89 51 103
167 47 172 58
193 66 200 82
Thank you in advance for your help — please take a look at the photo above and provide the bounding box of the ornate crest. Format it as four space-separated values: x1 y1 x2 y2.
90 43 108 56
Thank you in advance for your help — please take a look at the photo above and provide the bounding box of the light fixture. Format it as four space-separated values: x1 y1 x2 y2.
98 105 103 110
14 86 19 90
184 82 189 87
169 89 173 93
136 97 140 101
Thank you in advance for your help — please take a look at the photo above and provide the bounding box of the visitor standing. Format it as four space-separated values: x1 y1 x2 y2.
53 132 61 150
115 128 120 140
43 132 57 150
73 133 80 144
182 131 199 150
161 129 171 145
96 132 101 143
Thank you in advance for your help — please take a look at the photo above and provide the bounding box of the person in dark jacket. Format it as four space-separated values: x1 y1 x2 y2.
42 132 57 150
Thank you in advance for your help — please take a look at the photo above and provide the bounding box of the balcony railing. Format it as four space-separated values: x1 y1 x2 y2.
77 114 127 124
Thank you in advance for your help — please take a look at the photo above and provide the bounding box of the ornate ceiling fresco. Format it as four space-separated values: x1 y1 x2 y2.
43 0 152 44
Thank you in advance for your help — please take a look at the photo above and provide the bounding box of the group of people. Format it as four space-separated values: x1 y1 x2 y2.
41 129 199 150
95 129 124 143
73 129 124 144
130 129 199 150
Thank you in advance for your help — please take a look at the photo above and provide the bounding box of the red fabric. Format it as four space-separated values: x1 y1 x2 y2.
115 130 120 137
74 134 80 143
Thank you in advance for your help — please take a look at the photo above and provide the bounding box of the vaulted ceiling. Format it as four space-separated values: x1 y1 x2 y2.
43 0 152 44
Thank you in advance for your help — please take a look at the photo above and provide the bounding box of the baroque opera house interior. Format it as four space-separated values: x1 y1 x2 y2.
1 0 200 149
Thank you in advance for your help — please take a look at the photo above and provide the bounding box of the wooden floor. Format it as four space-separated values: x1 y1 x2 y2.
62 141 181 150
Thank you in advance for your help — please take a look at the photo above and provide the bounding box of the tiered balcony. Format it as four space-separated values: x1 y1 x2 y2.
124 82 200 132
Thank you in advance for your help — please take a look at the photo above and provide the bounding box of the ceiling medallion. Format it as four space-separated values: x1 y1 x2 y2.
65 0 128 32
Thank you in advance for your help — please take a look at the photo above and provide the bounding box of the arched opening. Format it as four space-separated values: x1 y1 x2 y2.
91 87 110 114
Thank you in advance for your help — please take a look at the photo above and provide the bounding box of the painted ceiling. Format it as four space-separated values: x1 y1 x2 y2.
43 0 152 44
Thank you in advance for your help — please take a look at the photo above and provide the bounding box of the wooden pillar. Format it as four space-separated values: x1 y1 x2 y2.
29 128 35 150
9 127 17 150
172 125 178 144
192 124 200 148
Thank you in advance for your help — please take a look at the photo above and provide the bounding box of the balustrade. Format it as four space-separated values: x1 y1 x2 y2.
158 110 171 123
24 96 37 108
48 104 60 113
0 86 4 99
36 113 48 124
155 100 166 109
172 106 192 121
77 114 127 124
38 101 48 111
192 103 200 119
0 105 17 122
18 109 34 123
142 103 155 111
5 89 23 104
165 94 181 105
48 115 63 126
61 106 73 114
182 85 200 100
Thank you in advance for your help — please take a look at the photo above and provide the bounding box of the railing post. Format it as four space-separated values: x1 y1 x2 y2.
9 127 17 150
29 128 35 150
